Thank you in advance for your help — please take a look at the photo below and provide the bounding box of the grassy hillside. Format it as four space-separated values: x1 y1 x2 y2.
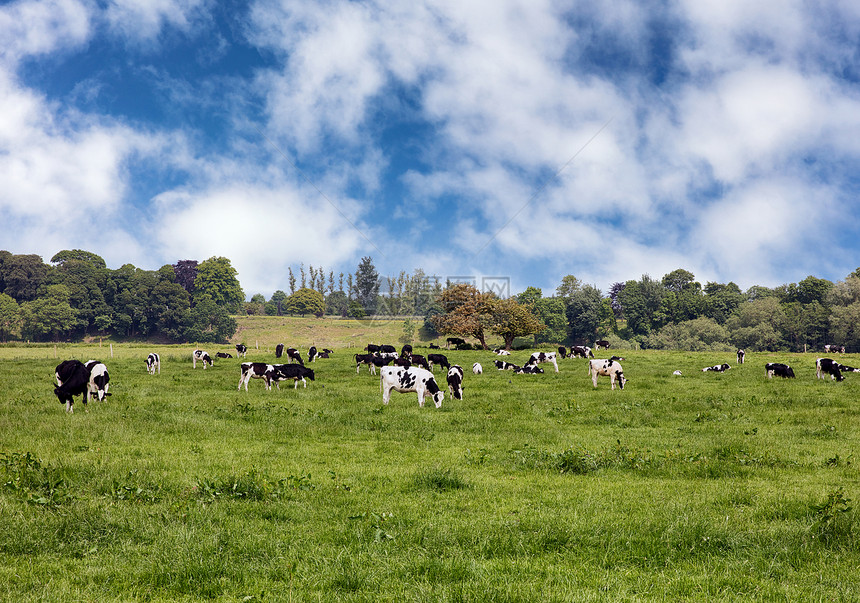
1 344 858 600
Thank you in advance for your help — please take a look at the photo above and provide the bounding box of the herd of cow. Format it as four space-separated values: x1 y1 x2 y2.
50 339 858 412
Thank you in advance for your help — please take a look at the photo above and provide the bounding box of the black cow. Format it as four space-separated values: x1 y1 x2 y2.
235 344 247 358
515 364 544 374
308 346 318 362
825 344 845 354
275 343 285 359
765 363 795 378
355 353 394 375
286 347 304 365
273 364 315 389
380 344 396 354
400 344 413 358
594 340 611 350
365 344 380 353
557 346 567 358
570 345 593 359
408 354 431 371
446 337 466 349
54 360 90 413
146 352 160 375
216 352 233 358
816 358 845 381
427 353 450 371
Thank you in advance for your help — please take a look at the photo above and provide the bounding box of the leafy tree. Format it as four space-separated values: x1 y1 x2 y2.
20 284 77 341
531 297 567 344
703 282 744 324
488 297 545 350
645 317 730 351
326 291 348 317
348 300 365 319
183 293 237 343
658 269 703 324
288 267 296 295
0 293 20 341
173 260 198 294
355 256 380 315
829 302 860 348
150 279 190 341
271 290 288 315
555 275 582 298
828 276 860 307
51 249 106 269
2 254 48 301
194 257 244 312
725 297 785 351
517 286 543 308
49 251 111 336
565 285 603 343
433 284 495 349
616 276 663 337
286 288 326 317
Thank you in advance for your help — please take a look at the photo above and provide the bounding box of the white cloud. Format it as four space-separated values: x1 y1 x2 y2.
0 0 91 66
105 0 207 41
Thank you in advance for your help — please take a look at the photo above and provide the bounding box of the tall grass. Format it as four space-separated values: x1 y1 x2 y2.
0 338 858 600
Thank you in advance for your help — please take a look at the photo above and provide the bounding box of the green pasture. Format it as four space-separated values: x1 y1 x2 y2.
1 341 859 601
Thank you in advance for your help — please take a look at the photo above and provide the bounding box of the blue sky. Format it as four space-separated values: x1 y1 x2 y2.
2 0 860 299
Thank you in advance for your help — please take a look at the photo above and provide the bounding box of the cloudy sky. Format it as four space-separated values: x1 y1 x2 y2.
2 0 860 298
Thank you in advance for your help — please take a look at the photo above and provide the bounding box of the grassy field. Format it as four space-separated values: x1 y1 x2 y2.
1 325 859 601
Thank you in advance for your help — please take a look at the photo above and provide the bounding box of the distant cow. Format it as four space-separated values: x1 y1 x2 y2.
275 343 285 358
355 353 394 375
825 344 845 354
400 344 413 358
216 352 233 359
308 346 318 362
446 337 466 349
380 344 396 354
557 346 567 358
235 344 247 358
286 347 304 365
238 362 278 391
146 352 160 375
493 348 511 355
380 366 444 408
594 340 610 350
765 363 795 378
84 360 110 403
472 362 483 375
365 344 380 353
446 365 464 400
408 354 431 371
526 351 559 373
427 353 451 371
816 358 845 381
588 358 627 390
570 345 593 359
494 360 520 371
702 364 731 372
515 364 544 374
54 359 91 413
737 349 745 364
273 364 315 389
192 349 213 369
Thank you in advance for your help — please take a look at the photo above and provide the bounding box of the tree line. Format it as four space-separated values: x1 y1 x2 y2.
1 249 858 352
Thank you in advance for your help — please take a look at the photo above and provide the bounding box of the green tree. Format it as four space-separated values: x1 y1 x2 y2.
286 288 326 317
271 290 288 315
2 254 48 301
565 285 603 343
488 297 545 350
531 297 567 344
703 282 744 324
194 257 244 312
355 256 380 315
49 251 111 336
20 284 77 341
0 293 20 341
432 284 495 349
555 275 582 298
326 291 349 317
725 297 785 351
183 293 237 343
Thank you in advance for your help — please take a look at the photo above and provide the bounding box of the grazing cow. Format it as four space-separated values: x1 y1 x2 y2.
838 363 860 373
216 352 233 359
472 362 483 375
446 365 464 400
428 343 440 349
286 348 304 365
354 353 375 374
702 364 731 372
493 348 511 356
380 344 396 354
765 363 795 378
365 344 380 353
235 344 247 358
400 344 413 358
570 346 594 359
275 343 285 359
394 357 411 368
408 354 431 371
588 358 627 390
146 352 160 375
515 364 544 374
380 366 444 408
54 359 91 413
558 346 567 359
494 360 520 371
238 362 278 391
273 364 315 389
816 358 845 381
355 353 395 375
825 344 845 354
526 351 559 373
84 360 110 403
594 340 611 350
192 349 213 369
446 337 466 349
427 353 451 371
737 349 745 364
308 346 318 362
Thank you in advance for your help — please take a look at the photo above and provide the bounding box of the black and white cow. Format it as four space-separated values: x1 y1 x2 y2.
427 353 451 371
54 359 91 413
146 352 160 375
380 344 397 354
594 340 611 350
365 344 380 353
825 344 845 354
308 346 318 362
400 344 413 358
235 344 247 358
273 364 315 389
286 347 304 365
588 358 627 390
702 364 731 372
838 363 860 374
816 358 845 381
446 365 464 400
317 351 330 359
570 345 594 359
515 364 544 374
323 348 334 355
493 348 511 356
408 354 431 371
765 363 795 378
446 337 466 349
557 346 567 359
355 353 395 375
84 360 110 403
737 349 745 364
238 362 278 391
494 360 520 371
275 343 285 359
380 366 444 408
526 351 559 373
192 349 213 369
472 362 483 375
216 352 233 359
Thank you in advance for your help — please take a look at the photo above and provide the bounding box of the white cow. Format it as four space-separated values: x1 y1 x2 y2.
84 360 111 402
526 351 559 373
588 358 627 390
472 362 483 375
193 349 213 369
380 366 444 408
146 352 160 375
